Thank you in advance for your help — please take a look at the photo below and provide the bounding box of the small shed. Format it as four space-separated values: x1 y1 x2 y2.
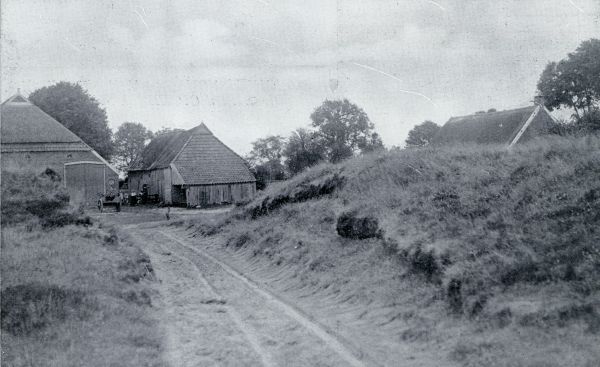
432 104 556 147
128 123 256 207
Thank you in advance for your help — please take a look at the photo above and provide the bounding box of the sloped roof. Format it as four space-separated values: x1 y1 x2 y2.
130 130 189 170
433 106 550 146
130 123 256 185
1 93 120 175
1 93 84 144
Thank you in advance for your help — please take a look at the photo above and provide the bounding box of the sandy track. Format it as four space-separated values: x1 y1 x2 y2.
130 227 369 367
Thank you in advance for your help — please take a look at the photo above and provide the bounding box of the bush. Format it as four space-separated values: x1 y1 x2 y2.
1 170 91 228
41 211 92 228
1 283 87 336
336 212 381 239
248 172 345 218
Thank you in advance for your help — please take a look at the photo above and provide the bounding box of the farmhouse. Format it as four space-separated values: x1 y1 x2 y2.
0 93 119 206
128 123 256 207
433 104 556 147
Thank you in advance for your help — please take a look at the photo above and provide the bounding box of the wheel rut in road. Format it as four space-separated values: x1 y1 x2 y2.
158 239 276 367
133 228 370 367
159 230 371 367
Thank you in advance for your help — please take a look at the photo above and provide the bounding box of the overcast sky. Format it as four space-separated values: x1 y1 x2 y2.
1 0 599 154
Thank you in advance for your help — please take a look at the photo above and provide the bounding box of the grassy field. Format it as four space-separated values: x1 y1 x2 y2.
1 170 165 367
189 135 600 366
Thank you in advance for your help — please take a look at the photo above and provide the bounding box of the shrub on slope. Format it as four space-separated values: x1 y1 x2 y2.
1 169 90 227
228 136 600 315
190 136 600 366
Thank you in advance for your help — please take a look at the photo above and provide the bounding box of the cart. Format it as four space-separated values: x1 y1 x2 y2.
97 177 121 212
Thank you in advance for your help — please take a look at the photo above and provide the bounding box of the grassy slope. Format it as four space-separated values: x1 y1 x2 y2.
191 136 600 366
1 171 165 367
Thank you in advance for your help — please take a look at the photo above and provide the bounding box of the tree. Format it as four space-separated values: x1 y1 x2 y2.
154 127 186 137
537 38 600 121
283 128 326 175
113 122 153 171
310 99 383 163
246 135 287 189
405 120 440 147
251 161 287 190
246 135 286 167
29 82 114 159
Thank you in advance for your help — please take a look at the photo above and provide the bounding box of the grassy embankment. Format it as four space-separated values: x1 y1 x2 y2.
1 170 164 367
190 136 600 366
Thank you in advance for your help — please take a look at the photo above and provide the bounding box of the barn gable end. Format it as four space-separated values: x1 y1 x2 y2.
128 123 256 206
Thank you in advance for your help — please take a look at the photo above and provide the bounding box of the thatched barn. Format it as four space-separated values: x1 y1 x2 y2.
433 104 556 147
128 123 256 207
0 93 119 205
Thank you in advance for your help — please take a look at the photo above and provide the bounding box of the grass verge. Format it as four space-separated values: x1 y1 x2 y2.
1 170 165 367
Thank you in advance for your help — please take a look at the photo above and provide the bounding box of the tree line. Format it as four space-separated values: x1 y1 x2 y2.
246 98 384 188
24 38 599 184
26 82 384 186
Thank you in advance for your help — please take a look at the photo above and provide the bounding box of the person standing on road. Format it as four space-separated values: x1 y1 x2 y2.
166 206 171 220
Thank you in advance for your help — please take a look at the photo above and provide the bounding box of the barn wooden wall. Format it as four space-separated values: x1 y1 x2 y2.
186 182 256 207
128 168 170 199
128 170 256 206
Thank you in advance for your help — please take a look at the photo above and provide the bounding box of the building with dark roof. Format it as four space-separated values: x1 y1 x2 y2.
1 92 119 206
433 104 556 147
127 123 256 207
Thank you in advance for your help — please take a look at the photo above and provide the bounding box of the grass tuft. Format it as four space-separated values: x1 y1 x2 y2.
1 283 89 336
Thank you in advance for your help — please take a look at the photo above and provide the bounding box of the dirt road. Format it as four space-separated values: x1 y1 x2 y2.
128 225 371 367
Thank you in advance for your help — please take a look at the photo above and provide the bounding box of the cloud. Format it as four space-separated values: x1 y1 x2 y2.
2 0 599 153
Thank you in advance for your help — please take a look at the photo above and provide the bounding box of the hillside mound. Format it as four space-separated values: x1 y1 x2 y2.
191 136 600 366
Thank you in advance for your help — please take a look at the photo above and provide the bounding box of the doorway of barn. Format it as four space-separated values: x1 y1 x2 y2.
172 185 187 206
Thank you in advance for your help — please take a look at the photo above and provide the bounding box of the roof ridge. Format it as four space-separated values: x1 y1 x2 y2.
170 134 194 164
189 122 213 135
448 105 535 122
2 93 32 106
149 130 188 169
507 105 541 147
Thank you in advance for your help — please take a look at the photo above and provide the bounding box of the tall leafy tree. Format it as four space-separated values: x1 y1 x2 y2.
537 38 600 121
246 135 286 167
310 99 383 163
246 135 287 189
405 120 440 147
113 122 153 171
29 82 114 159
283 128 326 175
